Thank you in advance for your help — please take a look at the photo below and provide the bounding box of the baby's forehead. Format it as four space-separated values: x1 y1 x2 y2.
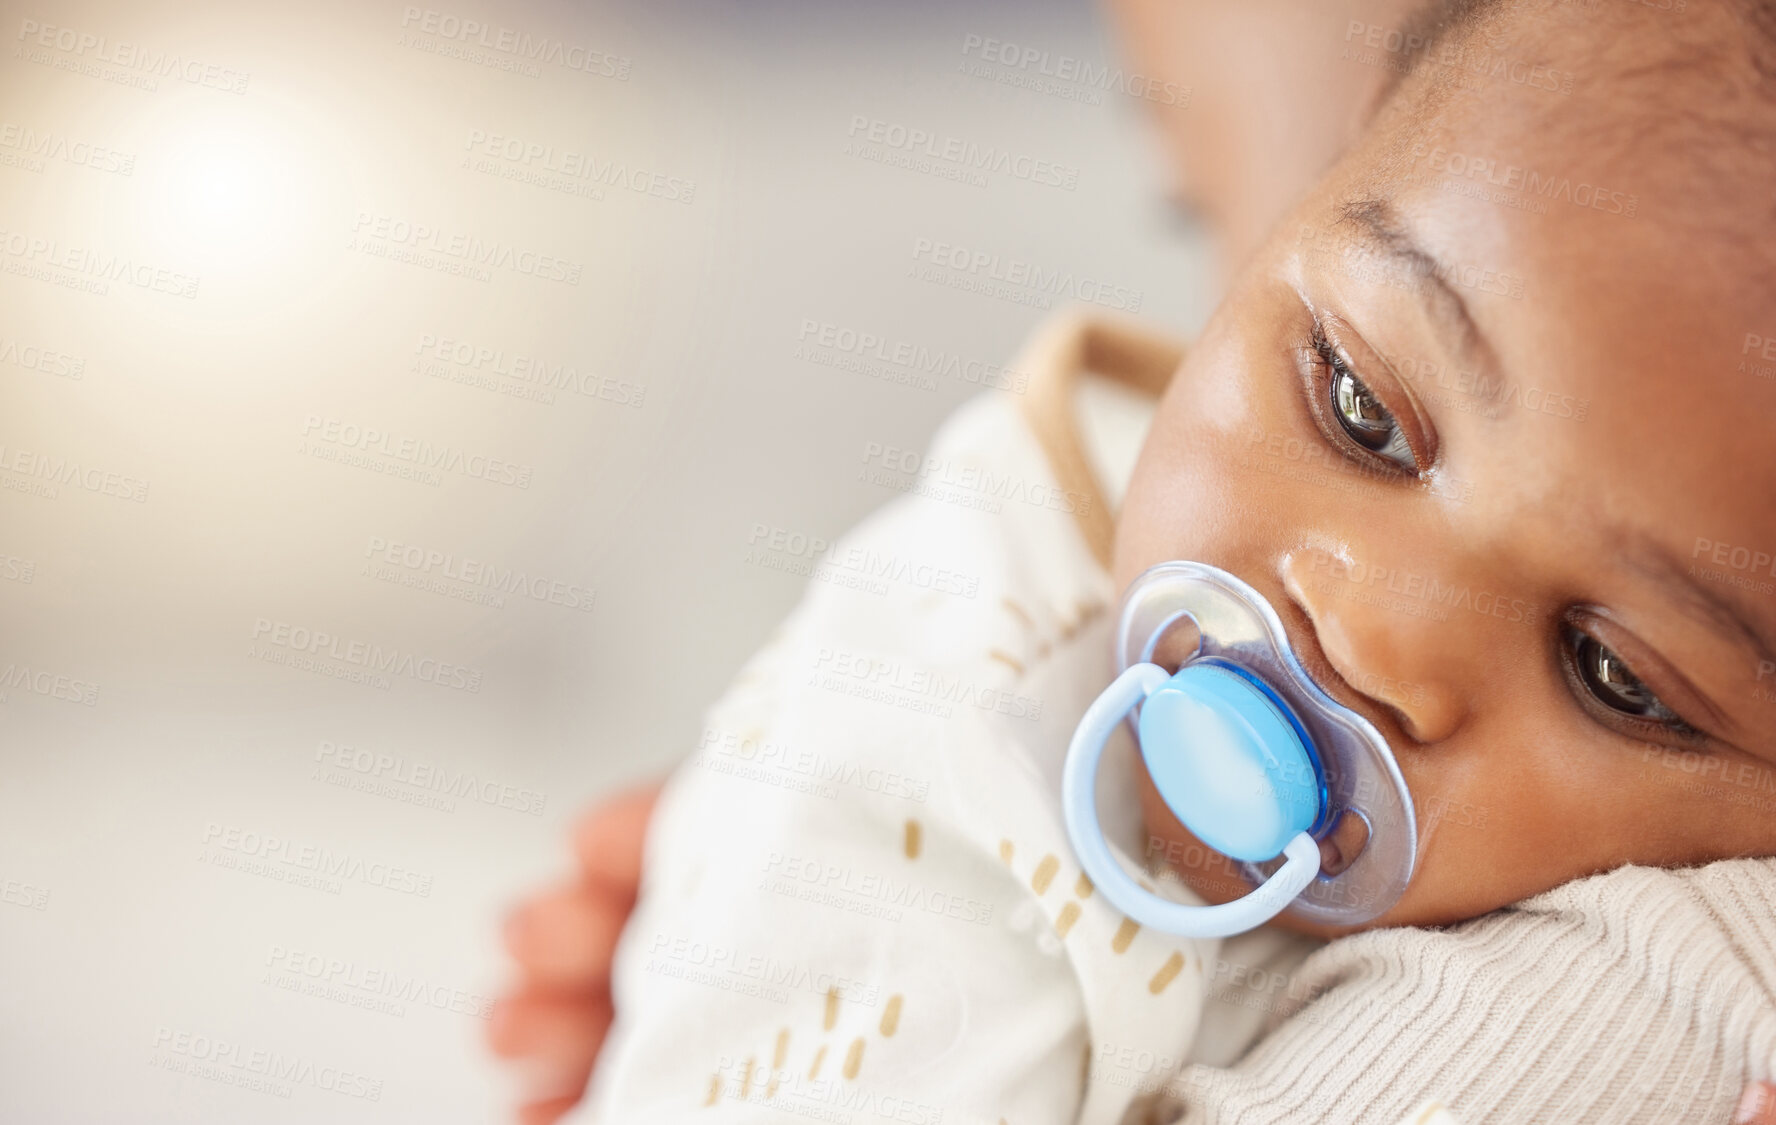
1356 3 1776 414
1342 115 1776 538
1383 0 1776 173
1310 1 1776 648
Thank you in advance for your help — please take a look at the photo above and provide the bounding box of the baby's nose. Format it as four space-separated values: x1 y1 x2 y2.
1279 550 1470 745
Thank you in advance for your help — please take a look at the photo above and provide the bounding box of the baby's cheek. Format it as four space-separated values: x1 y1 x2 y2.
1114 406 1260 590
1113 306 1289 583
1381 744 1664 927
1621 745 1776 864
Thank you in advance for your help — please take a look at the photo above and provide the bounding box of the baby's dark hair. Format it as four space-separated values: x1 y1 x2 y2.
1381 0 1776 97
1367 0 1776 245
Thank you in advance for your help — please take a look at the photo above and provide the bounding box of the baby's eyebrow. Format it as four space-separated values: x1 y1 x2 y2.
1624 539 1776 679
1332 197 1499 376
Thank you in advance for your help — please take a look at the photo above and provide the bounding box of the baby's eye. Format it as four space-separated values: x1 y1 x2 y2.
1571 630 1657 714
1312 325 1416 471
1564 625 1693 734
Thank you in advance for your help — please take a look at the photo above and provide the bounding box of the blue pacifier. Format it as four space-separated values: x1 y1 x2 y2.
1062 561 1417 937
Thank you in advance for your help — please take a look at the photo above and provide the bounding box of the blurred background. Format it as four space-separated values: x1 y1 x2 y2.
0 0 1218 1119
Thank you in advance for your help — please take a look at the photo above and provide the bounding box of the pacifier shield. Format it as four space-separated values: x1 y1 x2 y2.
1136 663 1321 863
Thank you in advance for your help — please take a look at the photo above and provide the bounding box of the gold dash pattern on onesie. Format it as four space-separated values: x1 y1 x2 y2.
1055 900 1082 938
1001 597 1035 630
1112 917 1140 953
1032 854 1059 895
988 649 1026 676
1148 951 1185 994
904 819 922 860
880 994 904 1037
843 1037 865 1079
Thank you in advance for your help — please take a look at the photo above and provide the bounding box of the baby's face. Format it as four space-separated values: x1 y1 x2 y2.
1115 2 1776 934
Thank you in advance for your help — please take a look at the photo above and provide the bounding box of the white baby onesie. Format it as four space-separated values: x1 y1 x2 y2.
574 386 1223 1125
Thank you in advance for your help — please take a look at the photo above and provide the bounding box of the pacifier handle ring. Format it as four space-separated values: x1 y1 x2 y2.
1062 662 1323 939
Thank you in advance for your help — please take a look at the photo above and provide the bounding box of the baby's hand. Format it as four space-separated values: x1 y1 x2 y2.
1737 1082 1776 1124
487 783 661 1125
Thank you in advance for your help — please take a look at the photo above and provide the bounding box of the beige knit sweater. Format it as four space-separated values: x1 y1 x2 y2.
1020 313 1776 1125
1162 859 1776 1123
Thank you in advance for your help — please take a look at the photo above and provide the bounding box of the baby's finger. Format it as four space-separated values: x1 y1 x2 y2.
487 990 613 1097
504 884 630 989
517 1093 585 1125
572 781 661 892
1735 1081 1776 1124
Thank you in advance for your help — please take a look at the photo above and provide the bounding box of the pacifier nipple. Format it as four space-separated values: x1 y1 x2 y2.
1137 663 1323 863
